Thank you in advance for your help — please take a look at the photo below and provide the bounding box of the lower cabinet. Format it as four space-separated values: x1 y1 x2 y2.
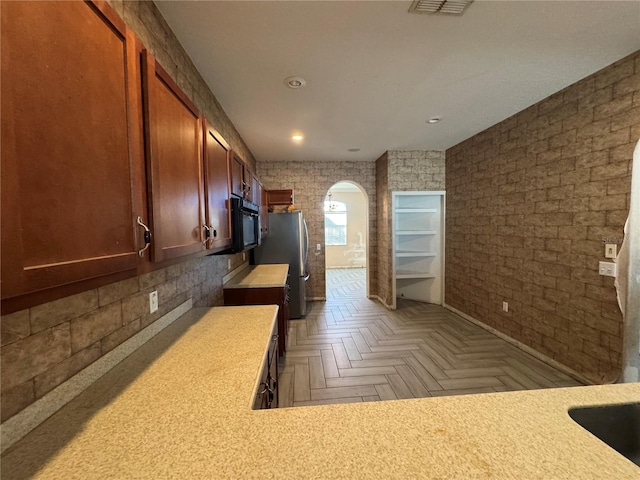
253 323 279 409
223 286 289 357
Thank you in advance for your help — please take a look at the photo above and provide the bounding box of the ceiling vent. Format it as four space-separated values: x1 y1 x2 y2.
409 0 473 15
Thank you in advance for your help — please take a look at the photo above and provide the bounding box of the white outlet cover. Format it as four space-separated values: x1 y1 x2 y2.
502 301 509 312
149 291 159 313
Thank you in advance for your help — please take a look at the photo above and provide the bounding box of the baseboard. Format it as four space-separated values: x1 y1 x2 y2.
308 297 326 301
443 303 592 386
0 298 193 453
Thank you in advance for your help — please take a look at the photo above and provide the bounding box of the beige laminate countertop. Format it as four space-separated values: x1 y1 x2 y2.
2 306 639 479
223 264 289 289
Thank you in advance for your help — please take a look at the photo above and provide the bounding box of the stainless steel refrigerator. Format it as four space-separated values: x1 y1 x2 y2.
252 211 309 318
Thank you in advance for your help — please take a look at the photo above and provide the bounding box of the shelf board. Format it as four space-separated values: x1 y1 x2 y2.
395 251 436 257
395 272 436 279
395 208 438 213
395 230 436 235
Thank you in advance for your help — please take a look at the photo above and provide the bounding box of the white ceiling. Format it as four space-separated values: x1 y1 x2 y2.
156 0 640 162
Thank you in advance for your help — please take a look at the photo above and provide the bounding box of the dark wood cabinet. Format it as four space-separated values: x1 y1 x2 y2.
230 153 245 199
253 321 279 409
1 1 144 306
267 189 295 210
223 286 289 357
142 50 206 262
260 183 269 238
230 153 258 203
203 123 232 253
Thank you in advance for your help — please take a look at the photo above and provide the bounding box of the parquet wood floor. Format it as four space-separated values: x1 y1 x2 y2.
278 268 584 408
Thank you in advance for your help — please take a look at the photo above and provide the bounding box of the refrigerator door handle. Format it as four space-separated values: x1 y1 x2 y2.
299 215 309 277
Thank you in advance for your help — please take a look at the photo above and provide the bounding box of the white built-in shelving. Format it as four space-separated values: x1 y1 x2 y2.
392 191 445 308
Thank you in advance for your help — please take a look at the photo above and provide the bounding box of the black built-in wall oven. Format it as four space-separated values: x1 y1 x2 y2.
230 197 261 253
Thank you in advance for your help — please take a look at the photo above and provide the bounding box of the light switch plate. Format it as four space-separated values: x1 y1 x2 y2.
317 243 321 251
598 261 617 277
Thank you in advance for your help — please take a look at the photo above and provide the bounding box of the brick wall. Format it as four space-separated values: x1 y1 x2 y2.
388 150 446 191
0 0 249 422
445 51 640 383
375 153 392 306
256 161 377 300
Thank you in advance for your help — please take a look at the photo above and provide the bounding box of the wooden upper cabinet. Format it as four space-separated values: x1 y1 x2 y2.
230 153 245 198
142 50 206 262
259 182 269 238
1 1 143 303
203 123 232 252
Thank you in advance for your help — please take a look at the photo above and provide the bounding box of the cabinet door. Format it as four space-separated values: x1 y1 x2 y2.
244 166 254 202
230 153 245 198
1 1 142 302
142 51 205 262
260 182 269 238
203 123 232 252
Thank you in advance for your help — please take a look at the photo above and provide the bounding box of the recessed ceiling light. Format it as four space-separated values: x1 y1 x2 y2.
427 116 442 124
347 148 361 152
285 76 306 89
291 134 304 142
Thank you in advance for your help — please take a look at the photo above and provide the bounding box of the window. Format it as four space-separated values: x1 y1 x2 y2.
324 200 347 246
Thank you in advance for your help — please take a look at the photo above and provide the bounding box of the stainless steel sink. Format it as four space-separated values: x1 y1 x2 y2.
568 402 640 467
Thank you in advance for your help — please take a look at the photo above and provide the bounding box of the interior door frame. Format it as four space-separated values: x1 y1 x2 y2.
391 190 446 310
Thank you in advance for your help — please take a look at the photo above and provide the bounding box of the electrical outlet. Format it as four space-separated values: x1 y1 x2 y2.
317 243 321 251
149 291 158 313
242 252 246 261
502 301 509 313
598 261 617 277
605 243 617 259
227 259 232 270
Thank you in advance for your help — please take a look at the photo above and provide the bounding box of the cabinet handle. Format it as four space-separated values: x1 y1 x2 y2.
202 224 211 245
210 225 217 238
136 217 151 257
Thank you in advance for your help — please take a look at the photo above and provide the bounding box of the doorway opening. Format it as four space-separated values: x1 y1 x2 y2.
324 181 369 300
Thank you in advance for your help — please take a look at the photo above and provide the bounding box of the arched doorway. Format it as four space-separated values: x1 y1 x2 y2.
323 181 369 299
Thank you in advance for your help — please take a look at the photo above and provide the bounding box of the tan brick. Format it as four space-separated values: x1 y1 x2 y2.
547 185 574 200
558 226 587 241
573 211 606 226
534 200 559 213
594 59 635 90
1 380 35 422
613 72 640 97
556 277 586 297
606 210 629 227
588 194 628 211
101 319 142 354
590 161 631 181
1 309 30 346
1 324 71 390
593 92 634 120
560 169 591 186
611 106 640 131
122 290 151 323
139 269 167 290
34 343 101 398
98 277 139 307
592 127 630 151
545 238 571 253
575 150 609 169
574 180 608 198
70 303 122 353
585 284 618 304
30 290 98 334
610 143 635 162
